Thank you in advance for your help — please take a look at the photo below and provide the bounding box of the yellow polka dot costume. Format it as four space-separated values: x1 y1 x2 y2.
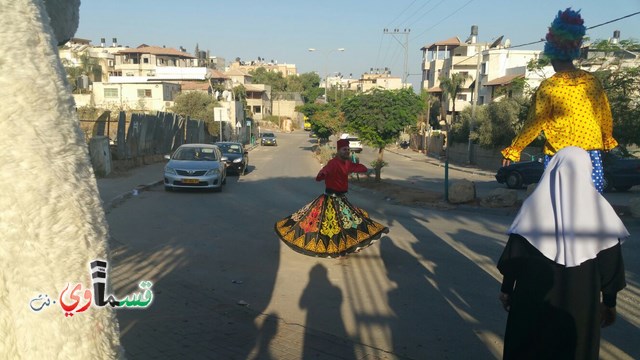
502 69 618 162
502 8 618 163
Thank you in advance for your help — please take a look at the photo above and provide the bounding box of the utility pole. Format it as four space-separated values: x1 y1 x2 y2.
383 28 410 86
469 44 482 164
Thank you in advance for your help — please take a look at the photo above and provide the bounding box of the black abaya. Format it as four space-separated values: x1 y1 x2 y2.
498 234 626 360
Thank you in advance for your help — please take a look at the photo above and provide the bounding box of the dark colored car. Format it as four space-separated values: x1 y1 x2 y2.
495 147 640 192
261 132 277 146
215 141 248 175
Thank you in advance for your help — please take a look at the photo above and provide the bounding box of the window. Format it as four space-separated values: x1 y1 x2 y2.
104 88 118 98
456 94 467 101
252 106 261 114
143 57 149 64
137 89 152 98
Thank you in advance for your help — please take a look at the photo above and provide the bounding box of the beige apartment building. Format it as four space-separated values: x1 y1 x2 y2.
420 26 552 123
347 71 405 92
229 59 298 77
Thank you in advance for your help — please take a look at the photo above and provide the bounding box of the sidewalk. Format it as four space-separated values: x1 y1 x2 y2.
96 162 165 212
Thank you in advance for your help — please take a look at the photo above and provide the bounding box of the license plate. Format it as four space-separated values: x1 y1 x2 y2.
182 179 199 184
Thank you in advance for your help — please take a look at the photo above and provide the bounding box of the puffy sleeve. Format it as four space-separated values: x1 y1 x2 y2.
501 86 551 161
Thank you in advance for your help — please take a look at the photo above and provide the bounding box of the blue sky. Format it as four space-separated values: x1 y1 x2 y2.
77 0 640 87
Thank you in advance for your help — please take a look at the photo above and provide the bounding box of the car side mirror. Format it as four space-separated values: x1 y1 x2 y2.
244 151 248 155
164 154 171 160
221 156 228 162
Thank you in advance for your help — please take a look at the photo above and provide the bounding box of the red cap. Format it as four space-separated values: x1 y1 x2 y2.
337 139 350 149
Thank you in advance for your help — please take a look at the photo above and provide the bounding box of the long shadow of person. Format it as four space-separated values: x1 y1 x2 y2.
249 313 279 360
299 264 356 360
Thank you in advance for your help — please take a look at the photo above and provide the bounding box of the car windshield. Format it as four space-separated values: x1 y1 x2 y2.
262 133 275 138
173 147 217 161
217 143 242 154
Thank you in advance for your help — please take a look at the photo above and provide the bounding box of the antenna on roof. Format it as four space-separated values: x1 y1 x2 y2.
489 35 504 49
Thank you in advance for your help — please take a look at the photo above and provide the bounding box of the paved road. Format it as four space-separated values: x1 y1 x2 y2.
103 131 640 360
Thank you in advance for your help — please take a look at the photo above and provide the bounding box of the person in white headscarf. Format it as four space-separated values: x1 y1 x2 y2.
497 146 628 360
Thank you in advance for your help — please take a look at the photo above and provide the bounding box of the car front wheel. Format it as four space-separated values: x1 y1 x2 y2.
506 172 523 189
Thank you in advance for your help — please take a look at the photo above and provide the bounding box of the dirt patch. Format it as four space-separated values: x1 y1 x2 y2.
350 177 459 209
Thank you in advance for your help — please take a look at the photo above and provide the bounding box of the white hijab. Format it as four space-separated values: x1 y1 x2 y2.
507 147 629 267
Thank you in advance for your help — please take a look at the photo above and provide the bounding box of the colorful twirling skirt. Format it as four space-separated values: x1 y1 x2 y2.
274 193 388 258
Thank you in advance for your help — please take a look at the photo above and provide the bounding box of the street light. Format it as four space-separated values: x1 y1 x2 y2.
308 48 345 102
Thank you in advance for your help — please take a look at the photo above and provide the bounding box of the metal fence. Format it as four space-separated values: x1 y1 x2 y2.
80 111 228 160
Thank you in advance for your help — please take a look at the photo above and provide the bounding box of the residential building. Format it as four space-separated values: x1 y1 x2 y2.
420 26 555 122
59 37 128 85
244 84 272 120
112 45 199 78
272 92 305 126
229 58 297 77
421 33 488 119
479 49 546 103
89 81 181 112
579 30 640 72
347 70 405 92
224 69 253 87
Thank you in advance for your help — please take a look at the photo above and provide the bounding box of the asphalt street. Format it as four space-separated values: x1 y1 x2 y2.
97 131 639 360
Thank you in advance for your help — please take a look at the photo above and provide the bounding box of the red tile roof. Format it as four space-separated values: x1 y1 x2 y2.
420 37 461 50
180 81 210 91
484 74 524 86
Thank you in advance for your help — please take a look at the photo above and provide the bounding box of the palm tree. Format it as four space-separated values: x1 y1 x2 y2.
439 73 470 153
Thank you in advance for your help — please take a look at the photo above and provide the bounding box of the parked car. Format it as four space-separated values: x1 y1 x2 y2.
495 146 640 192
339 133 363 153
163 144 227 192
261 132 277 146
215 141 248 175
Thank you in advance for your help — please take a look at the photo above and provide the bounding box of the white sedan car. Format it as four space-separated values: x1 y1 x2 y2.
339 133 363 153
163 144 227 192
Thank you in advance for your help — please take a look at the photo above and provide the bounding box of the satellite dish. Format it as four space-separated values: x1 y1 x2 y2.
504 39 511 48
489 35 504 49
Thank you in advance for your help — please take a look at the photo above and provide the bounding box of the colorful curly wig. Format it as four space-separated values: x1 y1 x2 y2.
543 8 586 61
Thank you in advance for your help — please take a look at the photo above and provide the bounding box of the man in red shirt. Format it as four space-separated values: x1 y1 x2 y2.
316 139 367 194
275 138 388 257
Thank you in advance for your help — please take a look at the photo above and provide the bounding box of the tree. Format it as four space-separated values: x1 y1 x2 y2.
170 91 220 137
596 66 640 146
341 88 424 181
298 72 323 103
439 73 470 155
296 103 341 141
248 67 287 91
61 52 102 93
457 98 532 148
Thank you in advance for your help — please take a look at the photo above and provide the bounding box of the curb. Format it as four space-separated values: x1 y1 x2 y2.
386 148 495 177
104 180 163 213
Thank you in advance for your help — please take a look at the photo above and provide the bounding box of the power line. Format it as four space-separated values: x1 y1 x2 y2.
509 11 640 49
588 11 640 30
386 0 419 29
411 0 476 41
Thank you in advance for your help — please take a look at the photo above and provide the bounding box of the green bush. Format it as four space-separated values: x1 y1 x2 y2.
316 144 335 165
